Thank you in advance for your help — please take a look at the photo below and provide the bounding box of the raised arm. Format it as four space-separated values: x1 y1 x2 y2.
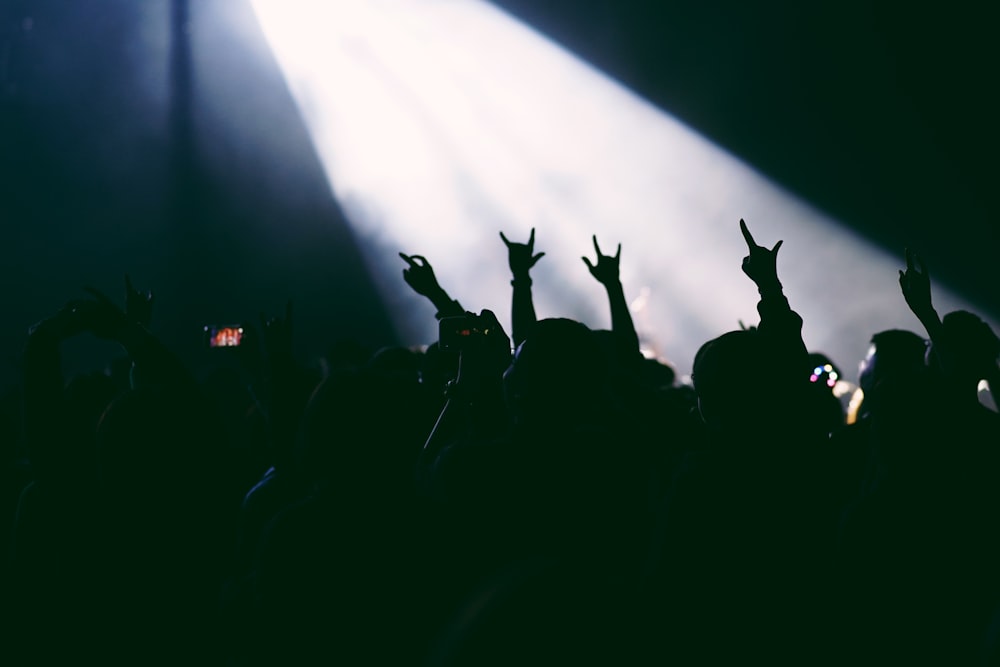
739 219 808 367
23 276 181 466
740 220 797 327
500 228 545 347
80 282 195 391
582 235 641 366
399 253 465 320
898 248 944 343
898 249 1000 405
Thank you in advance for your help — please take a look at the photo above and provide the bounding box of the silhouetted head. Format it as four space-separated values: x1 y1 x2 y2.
503 318 610 428
692 329 779 432
367 345 422 382
641 357 677 390
296 366 430 493
933 310 1000 387
857 329 927 395
851 329 927 422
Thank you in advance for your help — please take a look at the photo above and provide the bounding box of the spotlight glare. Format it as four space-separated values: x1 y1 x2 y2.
249 0 994 375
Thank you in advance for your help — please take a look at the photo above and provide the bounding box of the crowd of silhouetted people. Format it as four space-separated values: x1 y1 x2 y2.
1 222 999 666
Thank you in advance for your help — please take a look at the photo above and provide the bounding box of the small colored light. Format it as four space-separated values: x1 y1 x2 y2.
810 374 818 383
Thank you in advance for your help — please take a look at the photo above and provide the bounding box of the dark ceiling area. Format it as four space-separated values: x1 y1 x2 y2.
493 0 998 314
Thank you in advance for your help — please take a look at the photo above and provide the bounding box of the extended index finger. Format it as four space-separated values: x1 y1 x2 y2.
739 219 757 248
592 235 603 257
398 252 418 268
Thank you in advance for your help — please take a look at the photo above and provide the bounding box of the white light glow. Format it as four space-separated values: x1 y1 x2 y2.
249 0 992 376
980 380 997 412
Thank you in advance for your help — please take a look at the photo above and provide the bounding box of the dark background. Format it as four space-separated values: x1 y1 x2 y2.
2 0 997 387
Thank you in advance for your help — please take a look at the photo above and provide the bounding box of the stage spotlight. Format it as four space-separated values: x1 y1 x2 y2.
249 0 990 377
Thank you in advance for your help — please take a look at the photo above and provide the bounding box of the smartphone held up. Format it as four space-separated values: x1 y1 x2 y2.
439 314 490 352
205 324 244 348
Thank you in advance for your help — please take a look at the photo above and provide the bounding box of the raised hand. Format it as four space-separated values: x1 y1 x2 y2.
77 286 130 340
582 234 640 363
399 253 444 297
739 219 783 289
63 285 193 390
898 248 935 320
500 228 545 278
400 251 464 319
124 274 154 329
501 230 543 346
581 235 621 287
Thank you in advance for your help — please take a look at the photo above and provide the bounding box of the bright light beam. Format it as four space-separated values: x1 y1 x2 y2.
249 0 993 378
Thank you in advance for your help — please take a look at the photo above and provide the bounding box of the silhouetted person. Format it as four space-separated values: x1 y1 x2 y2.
239 364 436 666
644 220 835 666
